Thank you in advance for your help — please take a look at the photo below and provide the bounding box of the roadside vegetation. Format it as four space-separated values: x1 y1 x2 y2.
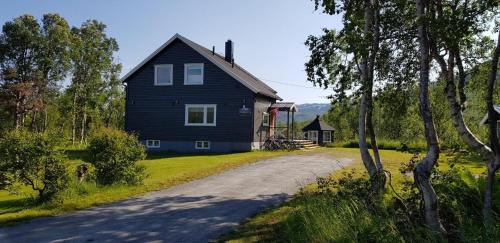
0 141 296 226
221 148 500 242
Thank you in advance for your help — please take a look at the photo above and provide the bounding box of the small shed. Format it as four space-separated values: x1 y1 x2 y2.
302 115 334 144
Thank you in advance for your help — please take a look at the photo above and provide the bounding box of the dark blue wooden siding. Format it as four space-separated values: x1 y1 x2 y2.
125 39 255 143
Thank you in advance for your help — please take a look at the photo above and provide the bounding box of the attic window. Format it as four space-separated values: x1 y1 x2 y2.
184 63 204 85
154 64 173 86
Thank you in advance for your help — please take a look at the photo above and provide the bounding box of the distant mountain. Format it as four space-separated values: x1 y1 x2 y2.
277 103 330 123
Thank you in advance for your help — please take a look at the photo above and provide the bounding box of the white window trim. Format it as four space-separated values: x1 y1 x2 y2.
195 141 210 150
146 140 160 148
263 112 270 127
185 104 217 126
154 64 173 86
184 63 204 85
323 131 332 142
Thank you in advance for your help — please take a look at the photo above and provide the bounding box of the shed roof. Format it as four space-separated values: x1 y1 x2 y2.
121 34 281 100
302 115 334 131
480 105 500 124
269 102 298 112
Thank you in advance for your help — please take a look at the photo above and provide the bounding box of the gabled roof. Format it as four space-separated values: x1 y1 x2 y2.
302 115 334 131
480 105 500 125
121 34 281 100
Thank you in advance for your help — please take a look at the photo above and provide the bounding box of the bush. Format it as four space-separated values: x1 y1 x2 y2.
0 130 69 202
88 127 146 185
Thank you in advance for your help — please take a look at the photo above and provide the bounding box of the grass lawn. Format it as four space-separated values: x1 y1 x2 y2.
0 149 304 226
221 147 491 242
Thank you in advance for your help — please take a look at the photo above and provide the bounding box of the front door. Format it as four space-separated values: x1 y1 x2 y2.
309 131 318 144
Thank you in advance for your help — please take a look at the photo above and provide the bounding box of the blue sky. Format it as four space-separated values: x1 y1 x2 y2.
1 0 342 104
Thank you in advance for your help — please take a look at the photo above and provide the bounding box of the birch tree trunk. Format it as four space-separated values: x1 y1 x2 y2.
80 106 87 144
71 90 77 146
484 31 500 227
415 0 446 233
358 0 385 195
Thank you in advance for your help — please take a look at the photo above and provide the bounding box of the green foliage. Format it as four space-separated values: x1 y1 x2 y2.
333 139 427 152
0 14 123 139
87 128 146 185
257 166 499 242
0 130 69 202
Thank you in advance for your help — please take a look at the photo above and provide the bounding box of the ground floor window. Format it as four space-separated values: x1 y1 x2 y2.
323 131 332 142
146 140 160 148
195 141 210 149
185 104 216 126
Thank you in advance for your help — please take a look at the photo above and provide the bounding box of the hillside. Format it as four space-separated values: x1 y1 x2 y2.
277 103 330 122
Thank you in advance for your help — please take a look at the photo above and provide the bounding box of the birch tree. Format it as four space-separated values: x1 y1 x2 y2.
414 0 446 233
69 20 120 144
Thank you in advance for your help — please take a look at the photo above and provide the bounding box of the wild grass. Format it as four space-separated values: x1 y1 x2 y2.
0 149 301 226
328 139 429 152
221 147 497 242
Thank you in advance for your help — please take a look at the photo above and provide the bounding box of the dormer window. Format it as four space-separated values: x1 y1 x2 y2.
154 64 173 86
184 63 204 85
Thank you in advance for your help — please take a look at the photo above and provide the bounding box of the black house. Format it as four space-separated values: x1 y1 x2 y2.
122 34 296 152
302 115 334 145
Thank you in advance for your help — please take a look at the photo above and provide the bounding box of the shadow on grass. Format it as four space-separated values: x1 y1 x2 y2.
65 148 253 161
0 197 36 215
145 151 251 160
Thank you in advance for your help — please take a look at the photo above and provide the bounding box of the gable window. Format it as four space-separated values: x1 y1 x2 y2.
184 63 204 85
263 112 270 127
195 141 210 149
323 131 332 143
154 64 173 86
146 140 160 148
185 104 216 126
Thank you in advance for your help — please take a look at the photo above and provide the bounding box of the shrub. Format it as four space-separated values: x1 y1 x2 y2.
87 127 146 185
0 130 69 202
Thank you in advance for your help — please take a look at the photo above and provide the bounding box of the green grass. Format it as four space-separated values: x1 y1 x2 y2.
220 147 492 242
0 149 304 226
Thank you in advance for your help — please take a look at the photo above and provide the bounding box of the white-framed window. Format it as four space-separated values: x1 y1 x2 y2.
154 64 173 86
323 131 332 142
146 140 160 148
195 141 210 149
185 104 216 126
184 63 204 85
263 112 270 127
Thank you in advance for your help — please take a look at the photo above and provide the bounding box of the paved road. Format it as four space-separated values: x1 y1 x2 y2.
0 153 352 243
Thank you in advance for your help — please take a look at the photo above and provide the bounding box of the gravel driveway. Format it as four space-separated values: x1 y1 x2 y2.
0 153 352 243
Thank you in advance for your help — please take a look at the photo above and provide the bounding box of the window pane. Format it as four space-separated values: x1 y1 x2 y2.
206 107 215 124
203 141 209 148
196 141 203 148
154 140 160 147
147 140 153 146
187 74 202 84
263 113 269 126
156 66 171 84
188 107 204 123
187 68 202 76
186 65 203 84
